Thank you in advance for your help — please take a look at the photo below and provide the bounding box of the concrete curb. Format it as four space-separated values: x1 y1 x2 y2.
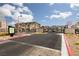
0 40 11 44
61 34 68 56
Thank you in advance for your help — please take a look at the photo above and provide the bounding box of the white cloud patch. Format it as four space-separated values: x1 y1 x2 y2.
0 4 15 17
45 16 49 18
49 3 55 6
45 11 72 19
18 14 33 23
0 8 12 16
22 7 32 14
12 12 21 20
70 3 79 10
0 3 34 26
2 4 15 11
12 3 23 7
53 10 60 14
16 7 23 12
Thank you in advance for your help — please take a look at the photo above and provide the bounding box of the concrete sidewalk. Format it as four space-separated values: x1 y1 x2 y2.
61 34 68 56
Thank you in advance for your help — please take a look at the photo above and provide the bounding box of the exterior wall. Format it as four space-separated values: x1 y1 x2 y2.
65 28 75 34
29 23 36 32
29 23 40 32
15 22 41 33
71 22 79 29
0 20 6 28
36 27 43 32
43 26 49 32
51 26 65 33
0 20 7 32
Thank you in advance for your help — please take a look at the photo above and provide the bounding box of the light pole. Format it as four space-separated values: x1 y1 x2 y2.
17 15 22 34
18 16 20 33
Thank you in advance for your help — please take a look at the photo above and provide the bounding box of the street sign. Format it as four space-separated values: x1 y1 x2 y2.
8 26 15 37
9 27 14 34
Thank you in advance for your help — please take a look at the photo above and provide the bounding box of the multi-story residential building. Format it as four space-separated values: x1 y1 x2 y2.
71 22 79 34
42 26 49 32
51 26 65 33
0 20 7 32
15 22 42 33
71 22 79 29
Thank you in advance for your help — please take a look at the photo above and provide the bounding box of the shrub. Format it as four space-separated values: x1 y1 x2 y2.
0 32 8 36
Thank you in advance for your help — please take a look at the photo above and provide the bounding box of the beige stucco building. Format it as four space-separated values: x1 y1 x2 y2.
65 28 75 34
0 20 7 32
15 22 43 33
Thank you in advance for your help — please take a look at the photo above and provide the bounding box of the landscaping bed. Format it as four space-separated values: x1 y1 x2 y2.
64 34 79 56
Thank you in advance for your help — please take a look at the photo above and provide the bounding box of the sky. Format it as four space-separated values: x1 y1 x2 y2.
0 3 79 26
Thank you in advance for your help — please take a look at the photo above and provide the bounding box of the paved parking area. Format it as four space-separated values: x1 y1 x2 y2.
12 33 61 50
0 41 61 56
0 33 61 56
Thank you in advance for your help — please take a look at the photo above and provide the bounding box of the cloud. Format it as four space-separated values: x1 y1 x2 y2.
12 3 23 7
8 21 15 26
12 12 21 20
0 8 12 16
70 3 79 10
76 13 79 18
18 14 33 23
53 10 60 14
0 4 16 17
2 4 15 11
0 3 34 26
0 4 15 17
45 11 72 19
22 7 32 14
16 7 23 12
49 3 55 6
45 16 49 18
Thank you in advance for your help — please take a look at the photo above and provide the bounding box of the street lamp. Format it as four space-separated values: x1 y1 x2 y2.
17 15 22 33
18 16 20 33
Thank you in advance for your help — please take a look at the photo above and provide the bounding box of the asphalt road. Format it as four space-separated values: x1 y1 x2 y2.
0 33 61 56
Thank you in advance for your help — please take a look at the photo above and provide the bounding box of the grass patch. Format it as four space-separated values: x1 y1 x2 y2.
65 33 73 38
